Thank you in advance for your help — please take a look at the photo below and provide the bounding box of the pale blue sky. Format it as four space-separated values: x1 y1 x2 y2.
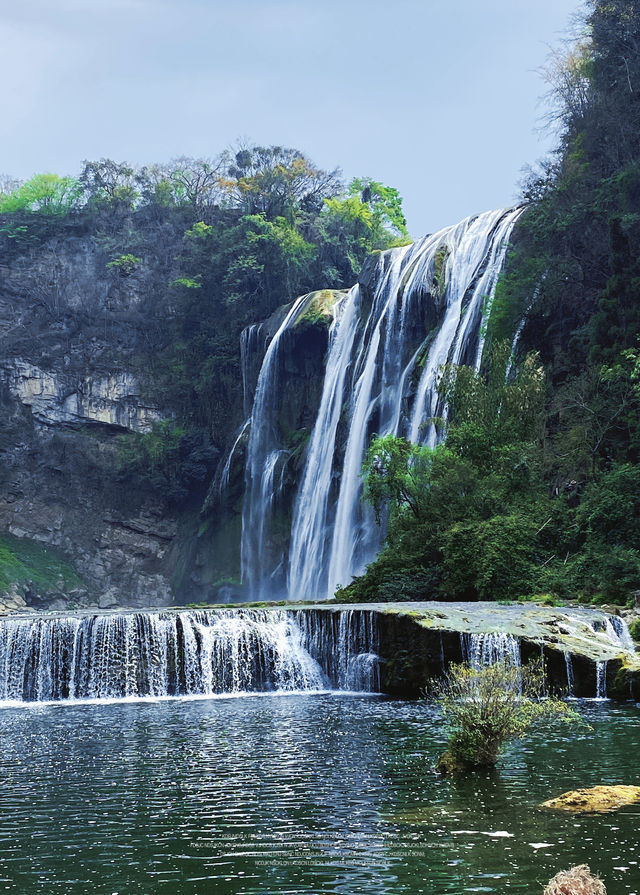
1 0 583 235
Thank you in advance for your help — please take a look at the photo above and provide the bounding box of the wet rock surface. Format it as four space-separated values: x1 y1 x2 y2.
287 601 640 698
539 785 640 813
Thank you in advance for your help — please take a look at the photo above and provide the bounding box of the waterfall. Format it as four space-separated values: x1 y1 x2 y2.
218 418 250 496
605 616 635 651
297 608 380 692
0 609 380 704
240 323 265 417
408 207 524 445
241 294 311 599
564 653 575 697
460 631 521 669
240 206 521 601
596 660 608 700
287 288 362 600
590 615 635 655
505 272 547 381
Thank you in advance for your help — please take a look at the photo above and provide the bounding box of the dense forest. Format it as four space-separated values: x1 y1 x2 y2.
339 0 640 605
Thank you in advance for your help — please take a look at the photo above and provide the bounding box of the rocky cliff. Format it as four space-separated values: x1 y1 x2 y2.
0 223 191 608
0 224 337 608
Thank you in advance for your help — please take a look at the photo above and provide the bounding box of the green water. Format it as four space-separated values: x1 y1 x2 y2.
0 695 637 894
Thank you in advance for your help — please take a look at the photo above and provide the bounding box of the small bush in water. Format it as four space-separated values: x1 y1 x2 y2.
432 660 583 774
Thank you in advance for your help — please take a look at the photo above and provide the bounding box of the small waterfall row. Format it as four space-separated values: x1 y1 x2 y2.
240 207 524 600
0 609 380 704
458 629 623 699
460 632 521 669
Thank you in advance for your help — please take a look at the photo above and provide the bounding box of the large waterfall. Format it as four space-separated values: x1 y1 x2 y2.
241 207 523 600
0 609 379 704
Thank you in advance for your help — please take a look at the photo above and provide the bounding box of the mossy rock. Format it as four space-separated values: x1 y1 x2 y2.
295 290 345 327
539 785 640 813
628 617 640 643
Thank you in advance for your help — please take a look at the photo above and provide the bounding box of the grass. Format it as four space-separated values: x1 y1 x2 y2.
0 533 83 593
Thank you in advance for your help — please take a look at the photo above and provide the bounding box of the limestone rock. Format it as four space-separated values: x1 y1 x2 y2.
98 589 119 609
539 785 640 813
0 360 161 433
0 584 28 613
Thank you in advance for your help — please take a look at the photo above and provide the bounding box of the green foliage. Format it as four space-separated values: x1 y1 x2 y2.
106 253 142 274
0 174 82 215
363 434 434 524
433 660 583 774
170 276 202 289
440 514 538 602
629 619 640 643
433 245 449 295
319 177 411 277
348 177 409 239
0 534 82 593
185 221 213 239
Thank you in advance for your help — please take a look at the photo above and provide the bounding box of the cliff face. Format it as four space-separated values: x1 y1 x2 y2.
0 227 186 608
0 225 339 608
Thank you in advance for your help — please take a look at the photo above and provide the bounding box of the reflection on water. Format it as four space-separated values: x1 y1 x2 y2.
0 696 637 893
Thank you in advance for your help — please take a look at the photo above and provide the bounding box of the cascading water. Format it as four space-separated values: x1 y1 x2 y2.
596 661 608 700
605 616 635 651
460 632 521 669
407 208 524 445
240 323 265 417
0 609 380 704
287 287 362 600
564 653 575 697
241 207 523 600
241 294 312 599
218 418 250 496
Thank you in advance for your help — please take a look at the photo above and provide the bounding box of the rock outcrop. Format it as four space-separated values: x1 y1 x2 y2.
1 361 161 432
539 786 640 813
0 229 194 607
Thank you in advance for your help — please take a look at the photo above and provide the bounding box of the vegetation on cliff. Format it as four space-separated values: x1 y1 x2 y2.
0 147 409 530
0 534 83 597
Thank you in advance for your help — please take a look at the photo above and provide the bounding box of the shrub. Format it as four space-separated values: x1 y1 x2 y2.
432 660 583 774
106 253 142 274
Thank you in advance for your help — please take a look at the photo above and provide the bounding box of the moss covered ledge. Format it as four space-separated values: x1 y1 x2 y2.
286 601 640 698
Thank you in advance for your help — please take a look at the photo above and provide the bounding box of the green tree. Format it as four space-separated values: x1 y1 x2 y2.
0 173 82 215
220 145 341 220
349 177 409 239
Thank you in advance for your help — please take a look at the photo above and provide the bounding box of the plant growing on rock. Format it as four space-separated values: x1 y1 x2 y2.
432 660 583 775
